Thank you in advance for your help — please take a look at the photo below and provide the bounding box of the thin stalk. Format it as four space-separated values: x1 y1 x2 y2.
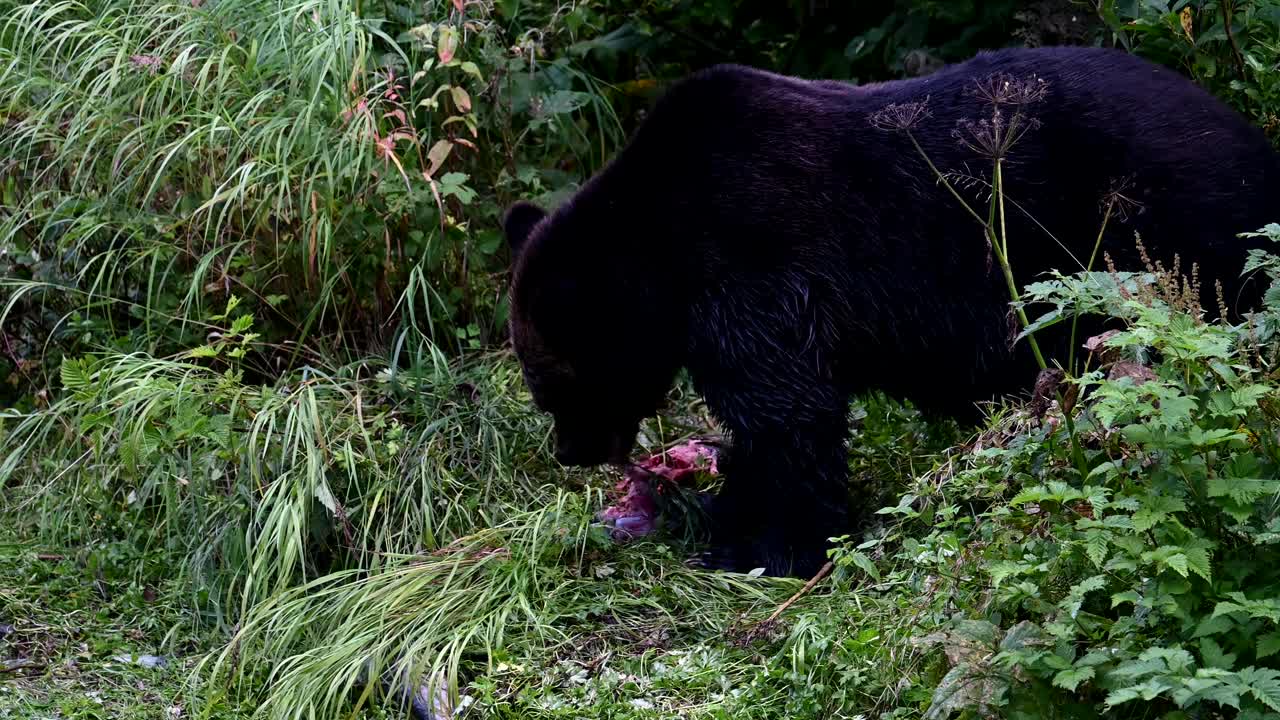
908 133 1047 369
907 132 1085 474
906 132 991 230
992 161 1045 371
1067 199 1116 373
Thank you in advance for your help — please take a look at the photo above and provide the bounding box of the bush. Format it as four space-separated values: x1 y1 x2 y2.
0 0 625 404
849 224 1280 718
5 2 1280 719
1102 0 1280 144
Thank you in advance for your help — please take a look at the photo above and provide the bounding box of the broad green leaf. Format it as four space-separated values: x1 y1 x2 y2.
1053 666 1095 692
1258 633 1280 660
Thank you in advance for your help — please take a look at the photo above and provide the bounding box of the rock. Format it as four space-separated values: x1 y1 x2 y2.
113 653 168 669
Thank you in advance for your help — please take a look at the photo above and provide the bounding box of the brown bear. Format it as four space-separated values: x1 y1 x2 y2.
502 46 1280 577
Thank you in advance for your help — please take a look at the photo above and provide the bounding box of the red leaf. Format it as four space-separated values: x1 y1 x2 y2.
437 26 458 63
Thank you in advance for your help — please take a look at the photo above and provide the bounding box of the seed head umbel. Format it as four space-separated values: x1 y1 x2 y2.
952 109 1042 160
968 72 1049 107
952 73 1050 160
869 98 932 132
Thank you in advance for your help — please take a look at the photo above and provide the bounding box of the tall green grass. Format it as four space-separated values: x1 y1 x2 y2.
1 0 386 345
3 340 926 719
0 341 580 607
0 0 626 378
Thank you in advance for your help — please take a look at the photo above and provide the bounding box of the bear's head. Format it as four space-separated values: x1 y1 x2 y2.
502 201 677 468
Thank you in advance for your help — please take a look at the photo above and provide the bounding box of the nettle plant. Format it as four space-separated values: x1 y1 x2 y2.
857 227 1280 718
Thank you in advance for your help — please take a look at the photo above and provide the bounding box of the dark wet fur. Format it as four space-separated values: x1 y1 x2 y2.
504 46 1280 577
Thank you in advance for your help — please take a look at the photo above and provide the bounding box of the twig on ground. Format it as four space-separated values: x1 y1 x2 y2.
1 659 45 674
764 560 834 625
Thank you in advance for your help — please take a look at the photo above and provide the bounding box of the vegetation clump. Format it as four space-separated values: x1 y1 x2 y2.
5 1 1280 718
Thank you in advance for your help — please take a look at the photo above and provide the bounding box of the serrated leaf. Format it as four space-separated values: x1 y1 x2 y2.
1259 633 1280 660
1213 601 1249 619
229 314 254 335
1105 678 1174 706
59 359 92 393
1199 637 1237 670
1239 666 1280 712
1177 673 1239 709
1208 477 1280 505
1085 529 1109 568
988 560 1028 587
1184 544 1213 583
1053 666 1095 692
1132 495 1187 532
1193 613 1236 639
1075 575 1108 596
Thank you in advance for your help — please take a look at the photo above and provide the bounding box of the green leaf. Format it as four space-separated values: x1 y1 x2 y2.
1141 546 1190 578
1208 478 1280 505
1105 678 1174 706
1132 496 1187 532
1193 614 1236 639
229 314 254 335
1053 666 1095 692
1184 542 1213 583
1258 633 1280 660
1213 601 1249 620
1112 590 1141 608
1199 637 1237 670
314 479 340 516
1085 529 1109 568
846 551 881 581
1239 667 1280 712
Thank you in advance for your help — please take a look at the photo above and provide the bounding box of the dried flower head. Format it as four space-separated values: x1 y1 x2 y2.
868 98 932 132
1101 176 1144 223
952 108 1042 160
968 72 1049 107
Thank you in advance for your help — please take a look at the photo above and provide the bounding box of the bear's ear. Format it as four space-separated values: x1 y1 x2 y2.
503 201 548 260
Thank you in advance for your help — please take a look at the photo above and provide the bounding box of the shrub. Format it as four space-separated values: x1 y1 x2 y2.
850 224 1280 718
0 0 625 404
1101 0 1280 145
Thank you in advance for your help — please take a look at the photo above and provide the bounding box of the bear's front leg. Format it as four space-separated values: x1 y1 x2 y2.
686 283 855 577
695 420 852 578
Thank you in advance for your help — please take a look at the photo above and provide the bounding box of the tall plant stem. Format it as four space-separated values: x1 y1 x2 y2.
1067 200 1116 373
